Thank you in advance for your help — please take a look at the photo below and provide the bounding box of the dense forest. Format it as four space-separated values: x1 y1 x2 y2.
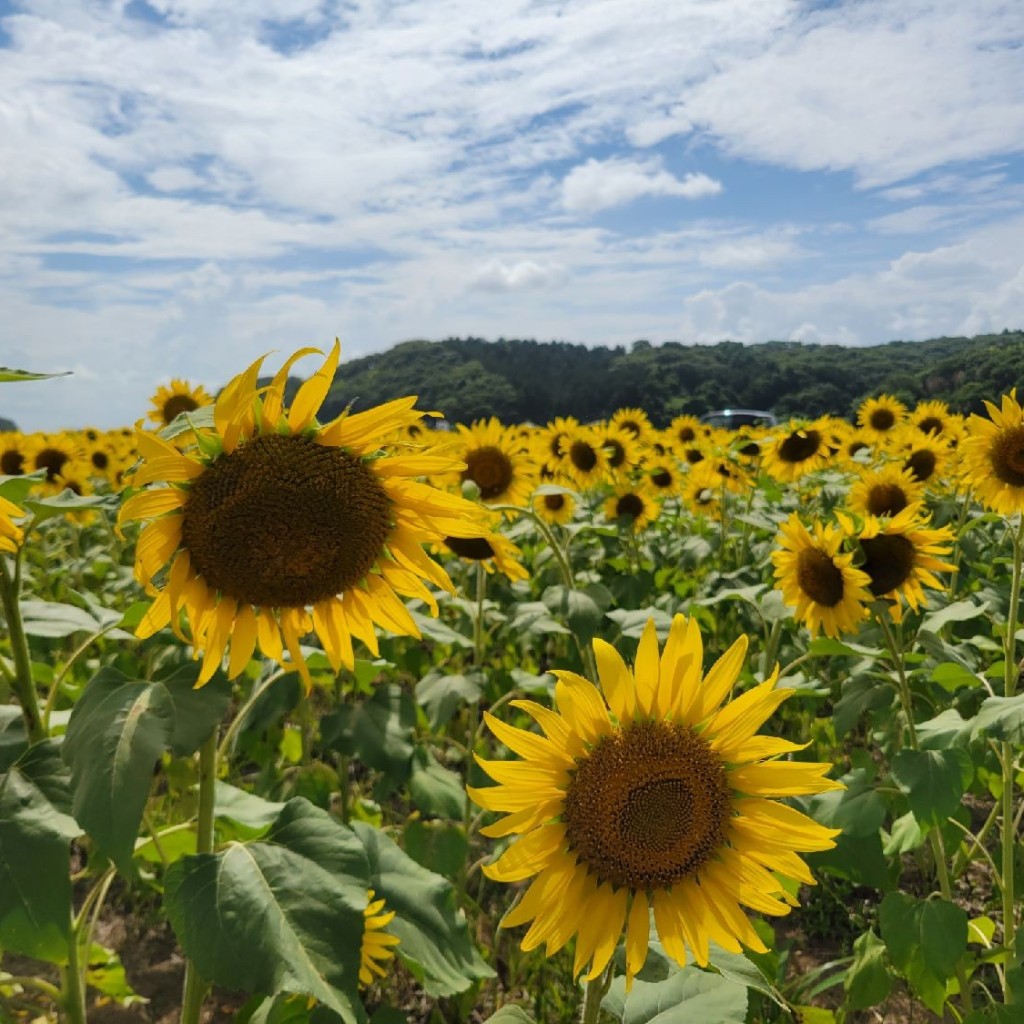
316 330 1024 426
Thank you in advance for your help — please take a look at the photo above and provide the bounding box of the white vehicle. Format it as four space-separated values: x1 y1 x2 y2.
699 408 778 430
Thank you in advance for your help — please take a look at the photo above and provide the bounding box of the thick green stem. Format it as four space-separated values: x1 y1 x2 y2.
579 962 613 1024
60 911 88 1024
0 555 45 744
180 731 218 1024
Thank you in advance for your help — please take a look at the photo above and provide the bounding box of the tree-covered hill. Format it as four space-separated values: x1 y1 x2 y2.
318 330 1024 426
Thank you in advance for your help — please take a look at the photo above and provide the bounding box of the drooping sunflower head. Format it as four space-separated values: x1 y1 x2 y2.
471 614 841 988
838 507 956 622
147 379 213 428
847 464 925 519
857 394 908 440
440 528 529 581
960 390 1024 515
359 889 400 988
771 514 873 638
119 342 488 687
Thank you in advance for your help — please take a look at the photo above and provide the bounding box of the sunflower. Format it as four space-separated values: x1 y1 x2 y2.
609 407 653 444
681 464 721 518
27 433 85 487
0 495 24 553
471 615 841 987
895 429 949 486
559 428 609 491
838 508 956 623
453 417 536 509
761 421 830 482
534 417 580 475
771 515 873 638
0 433 27 476
910 399 963 444
847 464 925 519
119 343 488 687
148 379 213 428
441 530 529 582
857 394 907 441
645 461 681 497
532 487 577 525
359 889 400 988
603 484 661 533
668 414 702 450
599 426 641 480
960 390 1024 515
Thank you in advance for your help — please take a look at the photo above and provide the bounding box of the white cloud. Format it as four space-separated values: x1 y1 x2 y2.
561 158 721 212
468 258 569 292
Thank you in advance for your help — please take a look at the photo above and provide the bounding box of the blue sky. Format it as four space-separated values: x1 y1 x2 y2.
1 0 1022 431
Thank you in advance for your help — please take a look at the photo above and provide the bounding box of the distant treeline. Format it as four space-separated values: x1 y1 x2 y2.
309 330 1024 427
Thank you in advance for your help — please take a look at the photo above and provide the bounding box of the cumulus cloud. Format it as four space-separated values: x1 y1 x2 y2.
561 158 722 212
469 259 569 292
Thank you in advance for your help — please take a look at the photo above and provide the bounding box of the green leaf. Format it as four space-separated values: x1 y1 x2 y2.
929 662 984 693
0 470 47 504
157 662 232 756
806 637 879 658
215 781 286 838
809 831 892 889
19 599 118 638
165 800 369 1023
0 366 70 382
879 893 967 1013
415 670 483 730
970 693 1024 743
919 599 990 633
0 706 28 773
480 1008 536 1024
883 812 926 855
605 606 674 639
85 943 147 1006
833 676 893 737
845 929 892 1010
801 768 886 837
891 748 972 826
22 490 114 523
349 684 416 781
352 821 493 996
0 742 79 962
602 964 748 1023
916 708 970 750
542 585 603 642
409 609 474 648
402 819 468 877
408 748 466 819
62 668 175 874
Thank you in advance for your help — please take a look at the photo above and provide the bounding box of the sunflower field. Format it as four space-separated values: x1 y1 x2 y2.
1 346 1023 1024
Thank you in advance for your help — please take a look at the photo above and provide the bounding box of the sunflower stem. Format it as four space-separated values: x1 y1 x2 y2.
998 516 1024 992
0 550 45 744
180 731 218 1024
879 613 975 1013
60 909 88 1024
579 962 614 1024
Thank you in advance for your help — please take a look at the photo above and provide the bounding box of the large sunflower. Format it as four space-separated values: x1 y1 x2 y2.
119 343 488 686
838 508 956 622
148 379 213 428
960 390 1024 515
471 615 840 987
559 428 609 491
771 515 873 638
761 421 830 483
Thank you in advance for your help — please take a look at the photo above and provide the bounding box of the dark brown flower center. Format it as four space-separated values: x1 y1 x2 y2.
796 548 845 607
569 440 598 473
869 408 896 432
778 430 821 464
444 535 495 560
181 434 392 607
562 720 732 890
462 446 514 501
866 483 908 517
162 394 201 423
616 493 645 520
604 438 626 468
677 426 696 444
904 449 937 483
990 425 1024 487
34 447 69 482
651 469 672 488
917 416 943 436
91 451 110 471
1 449 24 475
861 534 915 596
619 420 642 437
684 448 704 465
543 493 566 511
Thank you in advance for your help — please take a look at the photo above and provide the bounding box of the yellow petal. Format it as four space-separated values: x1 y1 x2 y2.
256 610 284 662
692 634 748 722
119 487 186 527
633 617 660 717
482 711 575 769
228 604 259 679
289 340 340 433
216 354 266 453
624 891 650 989
482 824 566 882
592 638 635 722
730 761 844 797
552 672 612 745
